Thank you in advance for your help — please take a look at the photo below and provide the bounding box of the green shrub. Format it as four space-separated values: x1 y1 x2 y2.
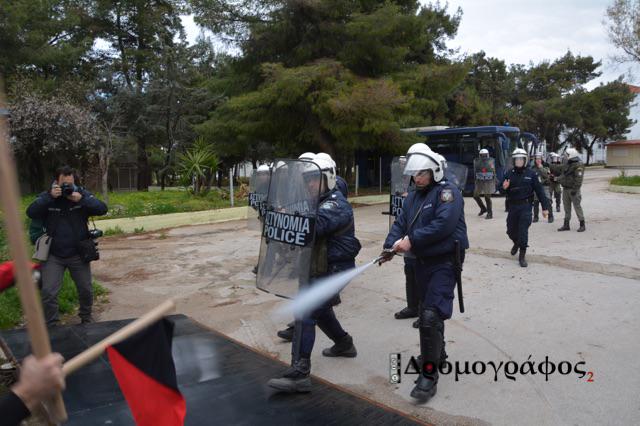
0 271 108 329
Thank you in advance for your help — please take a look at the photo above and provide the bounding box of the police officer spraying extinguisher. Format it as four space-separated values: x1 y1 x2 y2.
502 149 550 267
379 143 469 403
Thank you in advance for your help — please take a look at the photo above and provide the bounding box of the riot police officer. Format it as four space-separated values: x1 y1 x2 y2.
380 144 469 403
532 153 554 224
502 148 550 267
473 148 497 219
268 155 361 393
277 152 349 341
548 153 563 213
557 148 586 232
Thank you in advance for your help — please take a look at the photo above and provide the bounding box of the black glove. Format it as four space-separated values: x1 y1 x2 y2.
571 191 576 196
378 249 396 265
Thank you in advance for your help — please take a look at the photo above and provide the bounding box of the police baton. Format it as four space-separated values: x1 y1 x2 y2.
454 240 465 313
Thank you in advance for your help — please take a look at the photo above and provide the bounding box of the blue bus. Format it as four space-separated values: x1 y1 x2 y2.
414 126 544 194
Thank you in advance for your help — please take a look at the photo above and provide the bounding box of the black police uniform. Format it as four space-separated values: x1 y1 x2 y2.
384 179 469 401
502 166 550 266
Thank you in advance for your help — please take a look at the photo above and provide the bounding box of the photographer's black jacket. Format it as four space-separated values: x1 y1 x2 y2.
26 189 108 258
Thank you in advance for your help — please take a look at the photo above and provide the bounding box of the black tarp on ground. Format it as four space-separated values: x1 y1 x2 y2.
1 315 424 425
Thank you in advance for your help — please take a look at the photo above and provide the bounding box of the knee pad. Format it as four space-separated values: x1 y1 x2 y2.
419 307 444 331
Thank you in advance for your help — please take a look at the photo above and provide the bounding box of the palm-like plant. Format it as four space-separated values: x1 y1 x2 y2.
177 138 219 195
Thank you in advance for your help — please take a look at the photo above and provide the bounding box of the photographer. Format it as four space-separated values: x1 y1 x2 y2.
26 166 107 325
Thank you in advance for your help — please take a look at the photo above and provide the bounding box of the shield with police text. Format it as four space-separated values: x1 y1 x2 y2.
473 157 496 195
256 159 321 299
389 156 411 229
247 167 271 231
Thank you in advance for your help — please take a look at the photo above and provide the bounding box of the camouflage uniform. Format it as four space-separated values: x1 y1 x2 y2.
532 163 554 223
548 162 563 212
557 159 586 231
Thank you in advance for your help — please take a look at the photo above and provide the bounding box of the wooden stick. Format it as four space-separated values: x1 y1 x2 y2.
0 82 68 423
63 299 176 376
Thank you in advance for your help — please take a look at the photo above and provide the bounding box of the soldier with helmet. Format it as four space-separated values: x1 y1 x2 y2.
531 153 554 224
557 148 586 232
379 143 469 403
548 153 563 213
473 148 497 219
502 148 550 267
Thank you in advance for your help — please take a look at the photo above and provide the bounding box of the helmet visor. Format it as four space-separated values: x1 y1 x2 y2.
403 152 440 177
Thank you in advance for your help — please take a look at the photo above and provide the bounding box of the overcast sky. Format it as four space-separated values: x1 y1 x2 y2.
431 0 639 87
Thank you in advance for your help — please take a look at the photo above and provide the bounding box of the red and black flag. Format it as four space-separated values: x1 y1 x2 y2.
107 318 186 426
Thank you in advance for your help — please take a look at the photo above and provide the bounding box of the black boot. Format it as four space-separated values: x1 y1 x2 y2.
519 248 528 267
558 219 570 232
577 220 586 232
410 309 442 402
485 197 493 219
548 211 554 224
510 244 519 256
267 358 312 393
532 203 539 222
556 200 561 212
322 333 357 358
277 322 295 341
474 196 487 216
395 307 418 319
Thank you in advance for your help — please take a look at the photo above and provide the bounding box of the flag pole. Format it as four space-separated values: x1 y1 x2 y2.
62 299 176 376
0 81 68 423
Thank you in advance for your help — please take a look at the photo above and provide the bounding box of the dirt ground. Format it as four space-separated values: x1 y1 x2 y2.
93 167 640 426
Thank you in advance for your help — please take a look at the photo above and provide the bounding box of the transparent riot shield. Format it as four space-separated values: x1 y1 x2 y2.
389 156 410 229
247 167 270 231
256 159 322 299
444 161 469 193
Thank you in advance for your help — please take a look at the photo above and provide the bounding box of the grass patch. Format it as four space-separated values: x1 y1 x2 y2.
611 173 640 187
0 271 107 330
104 226 125 236
97 189 247 220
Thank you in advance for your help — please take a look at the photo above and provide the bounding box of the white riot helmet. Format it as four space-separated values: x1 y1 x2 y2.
404 143 445 183
299 152 316 161
407 143 431 156
311 154 336 191
549 152 561 163
315 152 337 173
479 148 489 157
257 164 270 172
565 148 580 160
512 148 528 168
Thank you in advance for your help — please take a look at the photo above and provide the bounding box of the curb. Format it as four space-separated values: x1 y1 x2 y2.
608 184 640 194
99 194 388 234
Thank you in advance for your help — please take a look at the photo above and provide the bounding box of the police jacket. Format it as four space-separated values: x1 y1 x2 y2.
557 159 584 190
315 189 361 267
384 180 469 259
503 167 551 211
26 188 108 258
336 175 348 199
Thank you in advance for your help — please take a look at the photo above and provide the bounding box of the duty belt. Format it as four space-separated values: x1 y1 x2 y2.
508 198 532 206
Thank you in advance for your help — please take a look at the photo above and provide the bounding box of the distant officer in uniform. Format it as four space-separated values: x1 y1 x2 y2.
473 148 497 219
380 144 469 403
268 155 361 393
502 148 550 267
531 153 554 224
557 148 586 232
548 153 563 213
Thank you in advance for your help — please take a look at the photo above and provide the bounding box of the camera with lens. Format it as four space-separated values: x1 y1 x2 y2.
88 228 103 239
60 182 76 197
